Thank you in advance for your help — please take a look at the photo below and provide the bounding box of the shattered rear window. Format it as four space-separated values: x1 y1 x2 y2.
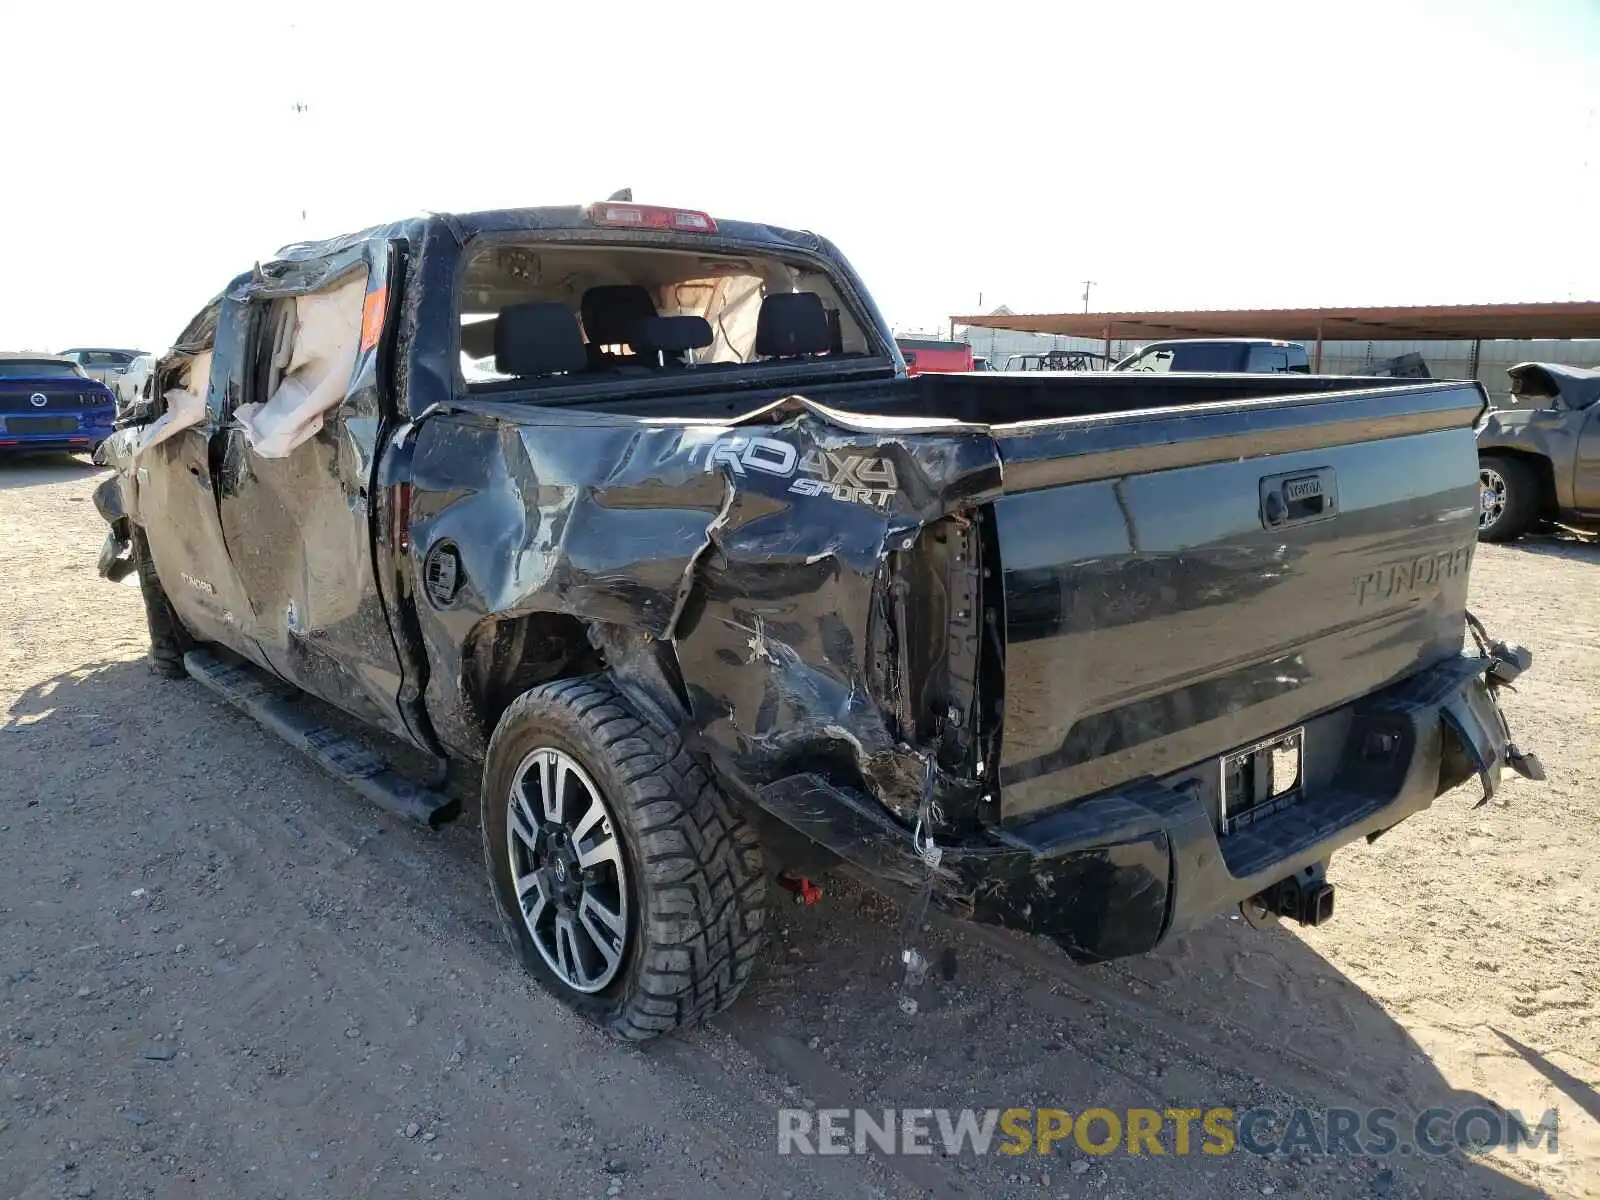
456 241 874 388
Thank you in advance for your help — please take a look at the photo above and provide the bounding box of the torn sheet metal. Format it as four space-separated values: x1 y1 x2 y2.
233 274 366 458
406 396 1001 822
136 352 211 457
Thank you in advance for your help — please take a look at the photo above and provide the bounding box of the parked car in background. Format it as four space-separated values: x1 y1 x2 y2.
1002 349 1116 371
895 337 974 375
115 354 157 413
1356 352 1432 379
1476 362 1600 541
0 354 117 455
1115 338 1310 373
57 347 150 398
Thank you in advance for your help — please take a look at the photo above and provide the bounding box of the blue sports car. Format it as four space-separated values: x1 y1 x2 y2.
0 354 118 456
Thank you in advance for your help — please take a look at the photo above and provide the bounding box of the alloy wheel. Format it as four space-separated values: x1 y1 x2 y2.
1479 466 1507 531
505 748 630 993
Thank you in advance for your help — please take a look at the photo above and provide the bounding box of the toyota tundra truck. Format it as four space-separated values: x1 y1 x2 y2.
91 201 1539 1040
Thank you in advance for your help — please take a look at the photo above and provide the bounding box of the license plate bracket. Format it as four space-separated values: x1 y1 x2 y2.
1219 727 1304 834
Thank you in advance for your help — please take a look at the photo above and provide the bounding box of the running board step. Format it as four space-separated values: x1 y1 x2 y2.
182 648 460 829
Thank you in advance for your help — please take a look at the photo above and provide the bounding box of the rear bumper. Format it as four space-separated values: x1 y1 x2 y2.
757 652 1530 961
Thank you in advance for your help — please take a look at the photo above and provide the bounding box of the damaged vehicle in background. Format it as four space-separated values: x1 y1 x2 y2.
1476 362 1600 542
92 201 1539 1041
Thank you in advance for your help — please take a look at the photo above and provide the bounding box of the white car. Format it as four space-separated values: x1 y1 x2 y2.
115 354 157 412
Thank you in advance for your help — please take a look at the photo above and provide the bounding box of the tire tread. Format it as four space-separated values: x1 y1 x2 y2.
1479 454 1541 543
483 676 766 1041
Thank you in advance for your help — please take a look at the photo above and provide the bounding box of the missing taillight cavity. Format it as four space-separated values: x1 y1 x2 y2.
585 203 718 234
864 513 999 831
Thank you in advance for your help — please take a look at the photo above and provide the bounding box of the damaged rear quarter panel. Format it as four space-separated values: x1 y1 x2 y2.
406 397 1001 821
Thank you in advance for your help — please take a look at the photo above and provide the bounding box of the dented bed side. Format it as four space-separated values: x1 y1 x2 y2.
404 396 1006 831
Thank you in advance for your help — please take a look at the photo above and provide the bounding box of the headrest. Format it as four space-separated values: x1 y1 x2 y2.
493 303 587 377
633 315 713 354
580 285 658 347
755 292 831 358
460 317 497 361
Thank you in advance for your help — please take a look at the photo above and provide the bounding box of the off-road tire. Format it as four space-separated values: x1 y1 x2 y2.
131 526 193 679
481 675 766 1040
1478 455 1540 543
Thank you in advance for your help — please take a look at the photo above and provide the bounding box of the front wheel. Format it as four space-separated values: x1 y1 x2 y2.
1478 455 1539 543
131 526 194 678
481 676 766 1040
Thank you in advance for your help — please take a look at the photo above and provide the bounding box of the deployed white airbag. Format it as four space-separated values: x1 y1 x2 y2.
234 274 365 459
136 351 212 456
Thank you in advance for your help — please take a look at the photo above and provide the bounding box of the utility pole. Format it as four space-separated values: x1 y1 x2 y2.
1082 280 1097 313
287 1 311 226
291 100 309 221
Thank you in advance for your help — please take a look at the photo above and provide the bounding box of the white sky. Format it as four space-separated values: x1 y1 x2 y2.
3 0 1597 351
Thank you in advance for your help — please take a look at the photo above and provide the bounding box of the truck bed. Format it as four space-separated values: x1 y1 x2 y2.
560 367 1426 424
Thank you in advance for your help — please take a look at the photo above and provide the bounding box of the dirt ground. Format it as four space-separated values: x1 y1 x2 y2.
2 455 1596 1200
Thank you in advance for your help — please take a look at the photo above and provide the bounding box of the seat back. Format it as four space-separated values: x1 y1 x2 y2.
755 292 832 358
493 302 587 378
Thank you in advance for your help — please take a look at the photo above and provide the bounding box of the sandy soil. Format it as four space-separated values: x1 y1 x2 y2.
2 455 1595 1200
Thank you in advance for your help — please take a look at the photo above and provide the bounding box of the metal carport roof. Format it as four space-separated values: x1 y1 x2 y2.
951 302 1600 343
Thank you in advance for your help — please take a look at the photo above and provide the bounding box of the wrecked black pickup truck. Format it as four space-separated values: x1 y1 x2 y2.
93 201 1540 1040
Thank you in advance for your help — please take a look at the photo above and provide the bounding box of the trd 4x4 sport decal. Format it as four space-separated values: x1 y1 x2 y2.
694 434 899 510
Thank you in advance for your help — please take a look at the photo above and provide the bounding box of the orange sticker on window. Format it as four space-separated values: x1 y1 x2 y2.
360 285 389 352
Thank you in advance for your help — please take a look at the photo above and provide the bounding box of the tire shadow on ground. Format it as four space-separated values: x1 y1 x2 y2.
1501 532 1600 563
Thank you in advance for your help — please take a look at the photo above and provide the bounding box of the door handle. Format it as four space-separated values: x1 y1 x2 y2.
1260 467 1338 529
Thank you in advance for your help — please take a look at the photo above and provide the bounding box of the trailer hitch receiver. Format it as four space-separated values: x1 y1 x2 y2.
1244 864 1336 928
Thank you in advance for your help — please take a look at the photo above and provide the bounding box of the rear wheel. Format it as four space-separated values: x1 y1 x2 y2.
1477 455 1539 543
481 676 766 1040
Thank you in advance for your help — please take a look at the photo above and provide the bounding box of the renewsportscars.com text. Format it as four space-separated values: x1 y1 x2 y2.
777 1106 1560 1159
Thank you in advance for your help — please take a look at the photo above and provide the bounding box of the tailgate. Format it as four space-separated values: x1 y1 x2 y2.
989 381 1486 822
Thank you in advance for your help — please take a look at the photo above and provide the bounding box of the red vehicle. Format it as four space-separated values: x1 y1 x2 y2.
896 337 974 375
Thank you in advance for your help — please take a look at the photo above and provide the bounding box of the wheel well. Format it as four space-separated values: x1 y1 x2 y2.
463 613 602 745
1481 449 1557 519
